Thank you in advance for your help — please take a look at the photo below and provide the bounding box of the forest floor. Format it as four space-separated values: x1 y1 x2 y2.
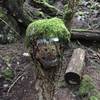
0 40 100 100
0 1 100 100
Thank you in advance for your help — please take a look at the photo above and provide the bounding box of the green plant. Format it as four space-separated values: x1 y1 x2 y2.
2 67 14 80
90 96 98 100
79 75 95 96
89 92 100 100
77 74 100 99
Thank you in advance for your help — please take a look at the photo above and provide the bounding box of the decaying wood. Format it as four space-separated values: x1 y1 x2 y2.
64 48 85 85
71 29 100 41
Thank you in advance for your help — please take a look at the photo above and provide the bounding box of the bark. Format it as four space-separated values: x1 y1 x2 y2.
64 48 85 85
71 30 100 41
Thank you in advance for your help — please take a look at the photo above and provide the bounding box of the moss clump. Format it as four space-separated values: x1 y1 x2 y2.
79 75 95 96
78 74 100 100
2 67 14 80
90 96 99 100
0 8 5 17
63 4 73 29
25 17 70 48
89 92 100 100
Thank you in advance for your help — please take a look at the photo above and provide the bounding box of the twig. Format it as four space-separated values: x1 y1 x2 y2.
7 63 33 95
0 18 20 36
7 72 26 95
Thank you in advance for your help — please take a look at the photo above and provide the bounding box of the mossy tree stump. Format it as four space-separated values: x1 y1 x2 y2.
24 18 72 100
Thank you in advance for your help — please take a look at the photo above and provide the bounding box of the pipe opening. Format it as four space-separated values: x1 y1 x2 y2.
64 72 81 85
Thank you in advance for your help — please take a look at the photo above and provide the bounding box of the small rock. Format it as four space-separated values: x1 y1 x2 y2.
17 62 20 65
3 84 9 88
23 53 30 57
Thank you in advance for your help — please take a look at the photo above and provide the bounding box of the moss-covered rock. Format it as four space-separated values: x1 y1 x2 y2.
25 17 70 48
0 7 20 44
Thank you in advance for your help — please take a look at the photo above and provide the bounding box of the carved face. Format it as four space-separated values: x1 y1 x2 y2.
34 39 62 69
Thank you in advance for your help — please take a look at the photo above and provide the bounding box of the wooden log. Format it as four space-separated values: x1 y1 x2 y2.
64 48 85 85
71 30 100 41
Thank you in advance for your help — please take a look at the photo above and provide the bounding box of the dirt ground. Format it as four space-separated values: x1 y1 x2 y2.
0 40 100 100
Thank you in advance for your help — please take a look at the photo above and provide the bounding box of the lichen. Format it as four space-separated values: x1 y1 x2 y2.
25 17 71 48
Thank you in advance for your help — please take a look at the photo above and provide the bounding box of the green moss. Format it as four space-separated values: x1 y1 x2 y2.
25 17 70 48
78 74 100 99
90 96 98 100
63 5 73 29
95 93 100 100
90 93 100 100
0 7 5 18
0 11 4 17
79 75 95 96
2 67 14 80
